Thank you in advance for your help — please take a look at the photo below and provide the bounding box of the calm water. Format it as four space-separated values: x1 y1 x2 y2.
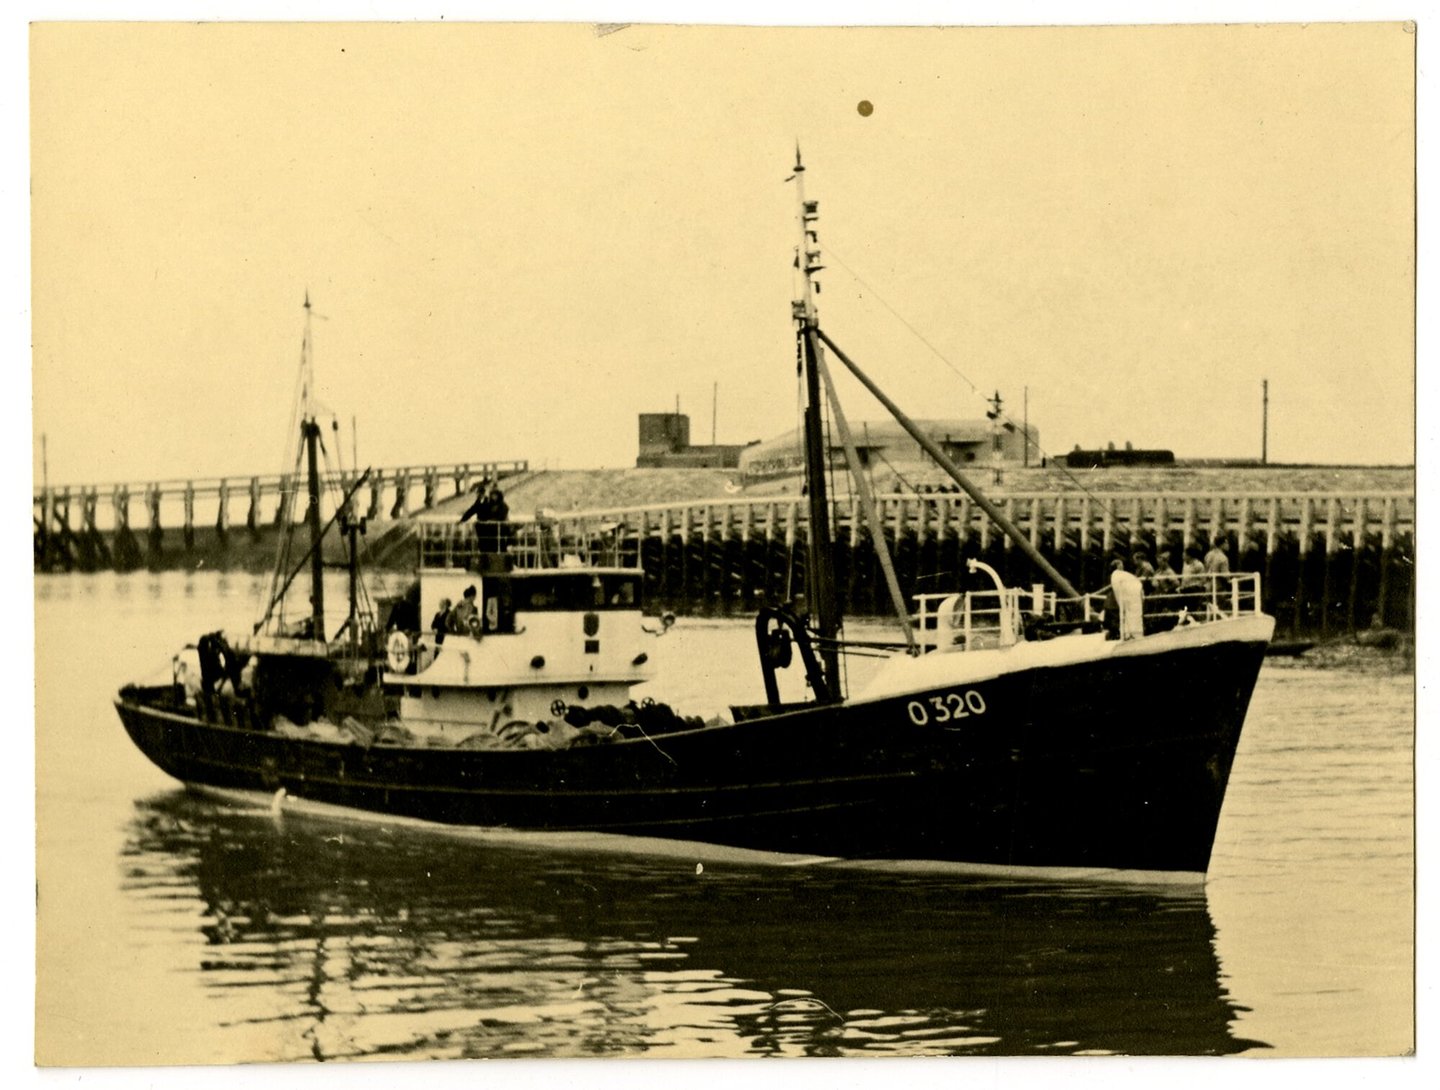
34 572 1414 1063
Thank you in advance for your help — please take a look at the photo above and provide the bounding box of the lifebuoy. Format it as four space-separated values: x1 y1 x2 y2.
386 630 413 673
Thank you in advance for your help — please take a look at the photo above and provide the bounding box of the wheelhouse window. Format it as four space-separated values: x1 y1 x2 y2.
507 574 641 612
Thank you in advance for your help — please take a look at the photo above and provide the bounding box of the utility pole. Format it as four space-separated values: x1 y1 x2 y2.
1023 386 1029 468
712 381 718 446
1261 379 1269 465
987 390 1004 486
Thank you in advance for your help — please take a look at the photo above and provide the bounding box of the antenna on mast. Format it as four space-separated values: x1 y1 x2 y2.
300 289 315 423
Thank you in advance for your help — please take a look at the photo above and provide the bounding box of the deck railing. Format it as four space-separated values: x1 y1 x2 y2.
914 571 1265 653
417 518 641 572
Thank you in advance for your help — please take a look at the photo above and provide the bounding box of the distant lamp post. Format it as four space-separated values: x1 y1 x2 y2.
1261 379 1269 466
986 390 1004 486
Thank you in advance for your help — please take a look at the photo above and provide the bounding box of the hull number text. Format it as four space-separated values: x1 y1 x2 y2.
907 690 987 726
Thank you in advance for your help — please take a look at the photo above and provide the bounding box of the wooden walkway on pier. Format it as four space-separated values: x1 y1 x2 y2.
552 489 1415 638
558 490 1415 555
33 459 529 573
34 469 1416 639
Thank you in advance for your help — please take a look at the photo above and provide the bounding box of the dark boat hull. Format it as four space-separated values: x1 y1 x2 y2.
117 633 1268 874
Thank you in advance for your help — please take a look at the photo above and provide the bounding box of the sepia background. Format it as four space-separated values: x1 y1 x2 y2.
30 21 1413 488
26 14 1419 1081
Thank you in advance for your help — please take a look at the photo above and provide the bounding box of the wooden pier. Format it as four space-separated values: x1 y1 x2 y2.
553 490 1415 638
32 459 529 574
34 472 1415 639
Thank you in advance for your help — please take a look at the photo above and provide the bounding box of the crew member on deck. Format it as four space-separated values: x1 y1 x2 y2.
1178 545 1207 621
458 478 493 525
431 597 452 646
450 585 481 635
1204 538 1232 617
1204 538 1232 575
1152 550 1180 594
1130 548 1155 584
1109 558 1145 640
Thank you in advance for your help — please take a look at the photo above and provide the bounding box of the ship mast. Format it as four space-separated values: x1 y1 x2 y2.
792 147 842 697
791 155 1082 602
301 293 326 642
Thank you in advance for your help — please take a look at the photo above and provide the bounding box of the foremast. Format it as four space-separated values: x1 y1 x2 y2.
254 292 342 646
787 149 1082 639
791 148 842 699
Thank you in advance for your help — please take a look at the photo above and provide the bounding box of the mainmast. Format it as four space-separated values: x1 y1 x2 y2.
301 294 326 642
791 148 842 697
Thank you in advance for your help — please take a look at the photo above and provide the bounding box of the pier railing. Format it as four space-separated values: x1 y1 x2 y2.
549 490 1415 554
33 459 529 571
33 479 1415 639
547 490 1413 638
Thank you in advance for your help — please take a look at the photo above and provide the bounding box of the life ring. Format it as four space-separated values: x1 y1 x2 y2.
385 630 413 673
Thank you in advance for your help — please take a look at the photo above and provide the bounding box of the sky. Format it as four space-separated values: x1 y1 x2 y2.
28 20 1415 488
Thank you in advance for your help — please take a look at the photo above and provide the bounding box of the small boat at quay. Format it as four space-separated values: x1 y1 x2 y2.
116 153 1273 878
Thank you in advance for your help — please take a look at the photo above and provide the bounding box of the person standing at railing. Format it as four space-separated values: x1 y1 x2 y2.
430 597 452 647
1180 544 1206 590
1109 558 1145 640
1203 538 1231 616
458 478 493 526
1204 538 1231 575
1144 549 1177 627
449 585 481 635
1177 544 1207 624
1131 548 1155 584
1152 550 1180 594
490 487 511 558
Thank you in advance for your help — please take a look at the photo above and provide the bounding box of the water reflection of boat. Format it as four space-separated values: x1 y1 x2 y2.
123 792 1265 1058
116 153 1272 877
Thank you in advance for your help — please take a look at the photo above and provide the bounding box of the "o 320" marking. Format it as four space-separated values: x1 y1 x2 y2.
906 689 987 726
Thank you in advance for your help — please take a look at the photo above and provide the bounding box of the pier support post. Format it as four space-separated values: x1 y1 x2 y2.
1346 498 1365 634
182 481 196 552
79 488 108 570
272 475 292 527
367 471 385 520
391 470 410 519
146 484 164 566
51 489 76 571
111 485 141 571
1291 498 1313 635
1320 497 1339 636
215 479 230 551
1377 497 1397 628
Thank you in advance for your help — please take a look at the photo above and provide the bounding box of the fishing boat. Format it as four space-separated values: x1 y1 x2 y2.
115 153 1274 878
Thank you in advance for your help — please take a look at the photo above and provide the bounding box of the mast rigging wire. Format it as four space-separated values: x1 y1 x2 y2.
818 240 1129 526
